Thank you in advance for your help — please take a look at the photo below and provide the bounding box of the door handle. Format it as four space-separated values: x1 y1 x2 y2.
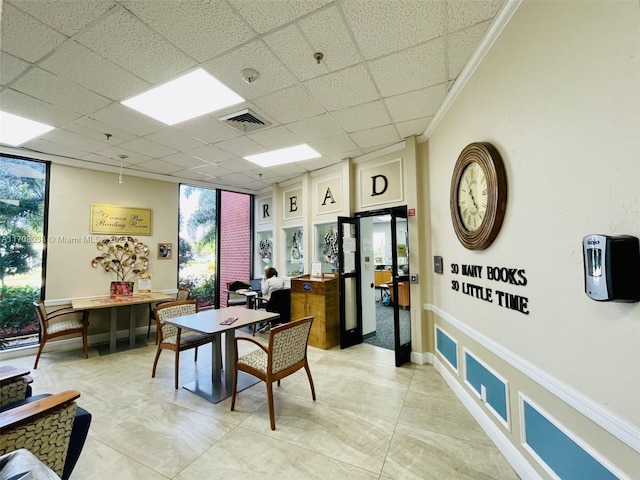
370 282 374 288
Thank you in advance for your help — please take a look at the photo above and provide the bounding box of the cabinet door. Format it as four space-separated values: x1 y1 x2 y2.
290 292 308 321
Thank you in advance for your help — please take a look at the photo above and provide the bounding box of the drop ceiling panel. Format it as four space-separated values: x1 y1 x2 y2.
2 3 67 62
309 134 360 156
229 0 333 34
74 7 196 84
396 117 431 140
254 84 325 124
305 64 379 112
263 24 329 82
385 84 447 123
10 0 114 37
175 115 241 145
350 124 401 149
341 0 443 60
191 163 234 178
187 145 236 164
285 114 344 142
90 103 164 137
96 146 152 165
0 53 29 86
22 138 91 160
217 156 265 173
330 100 392 133
117 137 177 159
40 128 110 153
12 68 112 115
39 41 150 101
448 21 492 81
368 39 445 96
145 128 207 153
134 159 184 175
80 152 133 169
447 0 503 33
215 136 266 158
298 6 362 72
68 117 136 144
203 40 298 101
121 0 255 63
1 89 81 126
248 126 303 150
162 153 210 170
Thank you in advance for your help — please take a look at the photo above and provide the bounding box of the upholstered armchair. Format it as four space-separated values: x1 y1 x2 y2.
231 316 316 430
226 281 251 307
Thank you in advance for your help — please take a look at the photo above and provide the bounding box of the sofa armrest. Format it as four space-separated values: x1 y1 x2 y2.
0 366 32 407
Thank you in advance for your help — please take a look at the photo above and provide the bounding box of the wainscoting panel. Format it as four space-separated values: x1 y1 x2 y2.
435 325 458 373
464 348 510 429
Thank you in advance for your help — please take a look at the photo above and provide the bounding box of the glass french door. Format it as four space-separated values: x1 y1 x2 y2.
389 206 411 367
338 216 361 348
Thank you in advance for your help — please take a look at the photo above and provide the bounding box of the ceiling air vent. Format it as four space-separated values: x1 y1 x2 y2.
219 109 270 134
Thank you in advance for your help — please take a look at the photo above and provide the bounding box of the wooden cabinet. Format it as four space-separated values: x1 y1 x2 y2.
387 281 410 308
374 270 392 285
291 275 339 350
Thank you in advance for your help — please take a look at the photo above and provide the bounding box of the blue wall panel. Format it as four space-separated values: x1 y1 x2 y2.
464 352 508 423
436 327 458 370
523 401 619 480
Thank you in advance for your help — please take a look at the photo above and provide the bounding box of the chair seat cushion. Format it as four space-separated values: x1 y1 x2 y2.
48 319 83 334
163 330 211 346
238 349 267 373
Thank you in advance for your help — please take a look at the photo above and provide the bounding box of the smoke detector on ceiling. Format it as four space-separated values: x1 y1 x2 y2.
218 108 271 134
240 68 260 84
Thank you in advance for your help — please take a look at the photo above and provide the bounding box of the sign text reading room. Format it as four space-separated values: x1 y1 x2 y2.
450 263 529 315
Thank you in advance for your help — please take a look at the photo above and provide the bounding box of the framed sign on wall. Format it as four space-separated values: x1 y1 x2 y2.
90 203 152 235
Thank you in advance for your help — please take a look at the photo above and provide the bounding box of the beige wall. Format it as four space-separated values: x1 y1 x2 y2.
424 0 639 477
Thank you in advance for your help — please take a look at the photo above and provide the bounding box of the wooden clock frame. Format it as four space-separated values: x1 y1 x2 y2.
450 142 507 250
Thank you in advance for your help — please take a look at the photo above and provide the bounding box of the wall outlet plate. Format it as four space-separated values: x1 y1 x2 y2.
410 274 419 284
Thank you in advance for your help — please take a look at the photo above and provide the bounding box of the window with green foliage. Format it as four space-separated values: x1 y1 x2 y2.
0 155 47 349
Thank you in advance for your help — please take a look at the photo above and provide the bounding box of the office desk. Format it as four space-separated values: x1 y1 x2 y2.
71 292 172 354
165 306 279 403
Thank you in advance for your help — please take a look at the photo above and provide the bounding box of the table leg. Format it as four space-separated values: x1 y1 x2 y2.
211 333 223 382
129 306 136 347
110 308 117 353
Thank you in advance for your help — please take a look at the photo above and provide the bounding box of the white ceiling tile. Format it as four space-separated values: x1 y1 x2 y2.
40 128 110 153
298 6 362 72
176 168 219 182
11 0 114 36
135 159 183 174
218 156 266 173
22 138 89 159
80 152 134 169
12 67 112 115
203 40 298 100
0 52 30 86
187 144 236 164
350 124 401 149
118 137 177 159
175 115 241 144
263 24 329 82
145 128 207 153
264 163 307 176
285 114 345 141
121 0 254 62
254 84 325 124
229 0 333 34
447 0 504 33
163 152 210 170
395 117 431 139
1 3 67 62
448 21 491 80
0 88 81 126
91 103 165 137
304 64 379 111
341 0 443 59
215 136 266 157
67 117 136 144
97 146 152 165
296 156 343 171
248 126 303 150
385 84 447 123
308 134 359 156
190 163 234 177
74 7 196 84
368 38 445 96
40 41 150 101
330 100 391 133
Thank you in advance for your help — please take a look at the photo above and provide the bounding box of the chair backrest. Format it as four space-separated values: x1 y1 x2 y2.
176 287 190 301
269 316 313 375
154 301 197 341
227 281 250 292
32 300 47 330
266 289 290 324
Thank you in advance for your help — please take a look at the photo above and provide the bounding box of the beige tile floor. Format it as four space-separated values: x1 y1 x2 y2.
8 330 519 480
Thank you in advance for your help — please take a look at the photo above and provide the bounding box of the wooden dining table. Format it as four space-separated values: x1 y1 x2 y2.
71 292 173 355
164 306 279 403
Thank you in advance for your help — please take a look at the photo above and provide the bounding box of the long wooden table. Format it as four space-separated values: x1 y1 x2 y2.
165 306 279 403
71 292 172 354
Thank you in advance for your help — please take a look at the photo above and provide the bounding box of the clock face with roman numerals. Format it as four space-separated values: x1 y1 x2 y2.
450 143 507 250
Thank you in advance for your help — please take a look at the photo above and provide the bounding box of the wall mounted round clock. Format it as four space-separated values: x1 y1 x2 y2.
450 142 507 250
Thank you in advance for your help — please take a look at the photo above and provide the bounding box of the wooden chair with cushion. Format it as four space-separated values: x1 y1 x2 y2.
226 281 251 307
231 316 316 430
151 300 215 389
147 287 191 340
33 300 89 369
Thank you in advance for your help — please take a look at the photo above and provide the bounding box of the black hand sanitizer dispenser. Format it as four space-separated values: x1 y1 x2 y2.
583 234 640 302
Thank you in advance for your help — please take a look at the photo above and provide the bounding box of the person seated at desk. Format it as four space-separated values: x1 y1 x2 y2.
257 267 285 332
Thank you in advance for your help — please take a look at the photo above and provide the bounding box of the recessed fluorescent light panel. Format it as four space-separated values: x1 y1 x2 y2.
245 144 321 167
0 111 54 146
121 68 244 125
